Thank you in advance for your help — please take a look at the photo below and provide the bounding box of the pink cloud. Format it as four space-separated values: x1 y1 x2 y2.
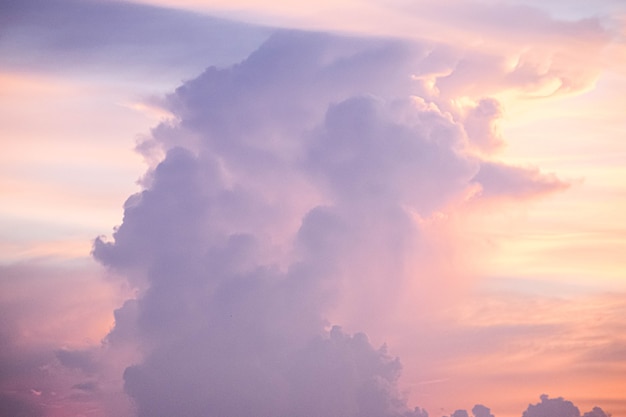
90 31 573 417
2 1 623 416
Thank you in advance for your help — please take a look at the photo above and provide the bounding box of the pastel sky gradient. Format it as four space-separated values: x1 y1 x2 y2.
1 1 625 417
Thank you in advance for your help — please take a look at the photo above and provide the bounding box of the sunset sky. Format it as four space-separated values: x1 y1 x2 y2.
1 1 625 417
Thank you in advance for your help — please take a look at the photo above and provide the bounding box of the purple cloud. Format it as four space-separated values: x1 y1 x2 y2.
522 395 611 417
462 98 503 152
0 0 620 414
0 0 268 76
472 161 568 199
582 407 611 417
55 349 97 374
473 404 495 417
91 30 573 417
523 395 581 417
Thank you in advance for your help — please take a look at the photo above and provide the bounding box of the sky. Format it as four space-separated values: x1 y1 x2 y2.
1 0 625 417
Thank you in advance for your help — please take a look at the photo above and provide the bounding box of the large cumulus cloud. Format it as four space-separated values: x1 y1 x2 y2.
92 31 569 417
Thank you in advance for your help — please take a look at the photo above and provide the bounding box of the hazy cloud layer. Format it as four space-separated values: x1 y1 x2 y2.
0 0 268 78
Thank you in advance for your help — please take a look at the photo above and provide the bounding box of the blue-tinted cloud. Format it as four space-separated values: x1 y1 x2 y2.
0 0 268 77
92 30 571 417
523 395 581 417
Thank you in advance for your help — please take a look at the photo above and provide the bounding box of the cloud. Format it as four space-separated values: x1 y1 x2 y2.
471 161 568 199
582 407 611 417
0 0 268 78
523 395 581 417
472 404 495 417
71 381 98 393
1 0 623 415
91 29 571 417
407 1 610 44
0 259 133 417
439 397 611 417
0 393 43 417
461 98 503 152
441 404 495 417
0 336 50 417
55 349 97 374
